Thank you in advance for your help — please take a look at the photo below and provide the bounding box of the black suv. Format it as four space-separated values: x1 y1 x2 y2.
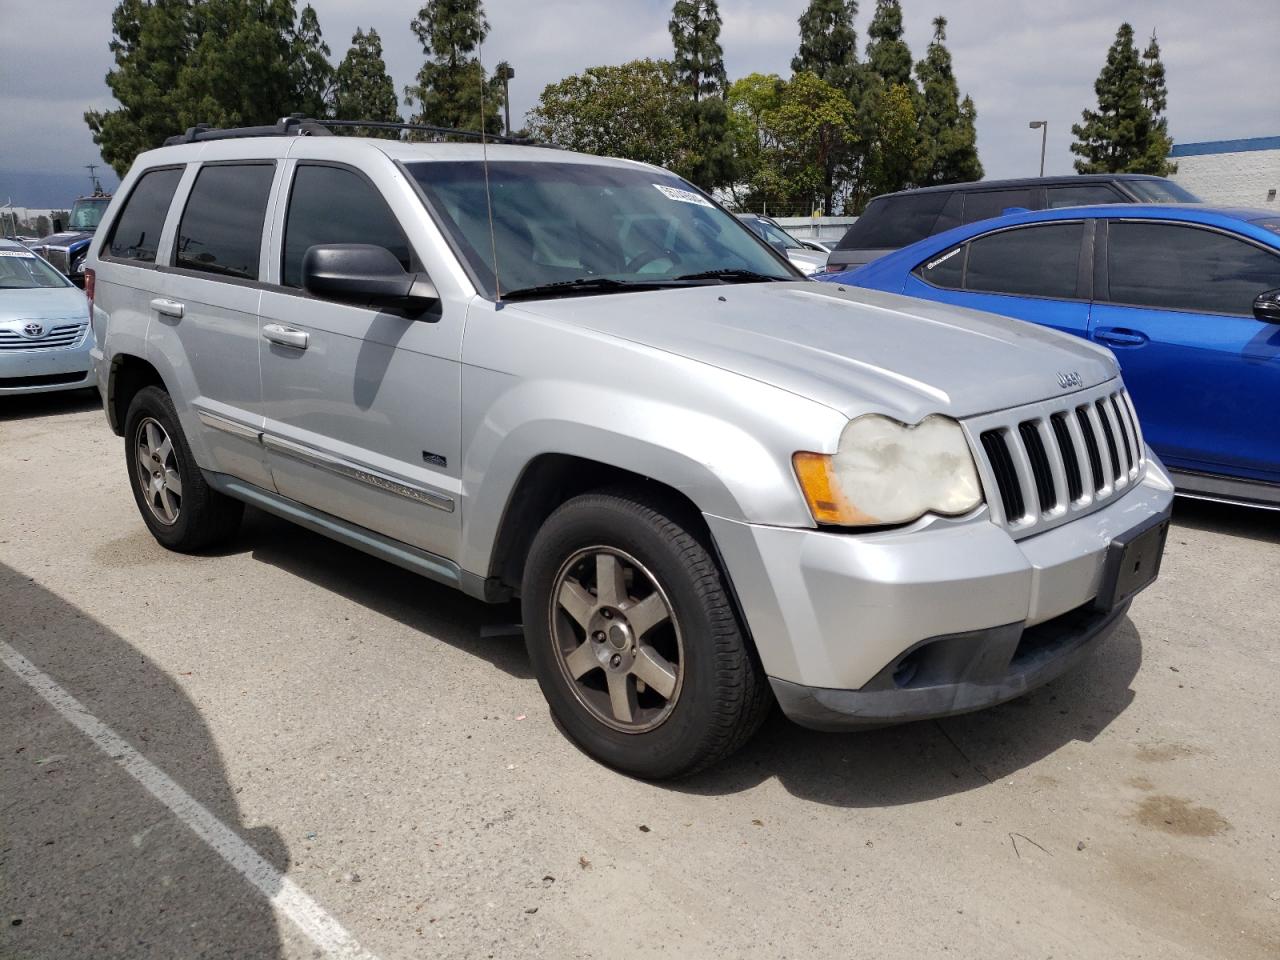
825 174 1199 273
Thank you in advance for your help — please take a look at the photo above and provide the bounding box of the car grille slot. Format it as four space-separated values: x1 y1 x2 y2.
0 322 88 351
1018 420 1056 513
980 429 1025 523
969 386 1145 536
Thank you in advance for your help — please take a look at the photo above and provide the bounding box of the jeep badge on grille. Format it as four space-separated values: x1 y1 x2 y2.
1057 371 1083 389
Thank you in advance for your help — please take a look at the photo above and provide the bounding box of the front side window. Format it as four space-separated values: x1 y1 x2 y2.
1046 184 1124 208
1107 222 1280 315
175 163 275 280
407 161 794 298
962 222 1084 298
961 189 1035 224
0 249 70 288
107 167 183 263
282 165 412 289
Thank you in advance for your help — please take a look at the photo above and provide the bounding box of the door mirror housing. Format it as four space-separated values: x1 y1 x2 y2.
302 244 438 311
1253 288 1280 324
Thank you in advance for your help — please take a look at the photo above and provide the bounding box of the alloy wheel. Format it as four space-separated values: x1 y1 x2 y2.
134 417 182 526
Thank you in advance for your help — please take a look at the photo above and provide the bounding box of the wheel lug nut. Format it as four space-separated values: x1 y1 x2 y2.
609 654 621 668
593 631 605 642
601 609 612 620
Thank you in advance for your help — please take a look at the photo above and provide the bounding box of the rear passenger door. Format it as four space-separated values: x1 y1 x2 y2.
257 161 462 560
907 221 1092 337
1089 220 1280 480
155 161 279 489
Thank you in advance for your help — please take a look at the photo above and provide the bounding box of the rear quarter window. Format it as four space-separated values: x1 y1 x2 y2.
106 167 184 263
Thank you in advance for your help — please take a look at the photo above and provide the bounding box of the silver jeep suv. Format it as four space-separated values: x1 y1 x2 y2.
86 121 1173 778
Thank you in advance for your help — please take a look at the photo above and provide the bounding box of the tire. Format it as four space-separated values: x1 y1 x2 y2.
521 488 770 779
123 385 243 552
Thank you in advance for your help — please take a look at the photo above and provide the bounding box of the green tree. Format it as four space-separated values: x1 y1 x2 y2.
914 16 982 185
1071 23 1171 175
526 59 694 174
792 0 861 92
85 0 194 177
404 0 501 136
669 1 734 189
290 4 334 119
862 82 918 198
864 0 913 89
1139 30 1175 175
333 28 403 137
727 73 786 208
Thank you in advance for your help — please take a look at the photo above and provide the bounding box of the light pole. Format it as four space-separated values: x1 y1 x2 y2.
1028 121 1047 177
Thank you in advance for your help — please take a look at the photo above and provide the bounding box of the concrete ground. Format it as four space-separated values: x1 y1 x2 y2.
1 390 1277 960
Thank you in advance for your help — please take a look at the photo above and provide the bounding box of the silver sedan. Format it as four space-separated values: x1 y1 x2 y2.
0 239 93 395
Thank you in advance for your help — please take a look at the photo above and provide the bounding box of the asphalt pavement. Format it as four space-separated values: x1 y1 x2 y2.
2 390 1277 959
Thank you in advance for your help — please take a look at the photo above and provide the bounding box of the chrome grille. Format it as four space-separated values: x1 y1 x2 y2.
0 321 88 351
965 382 1145 537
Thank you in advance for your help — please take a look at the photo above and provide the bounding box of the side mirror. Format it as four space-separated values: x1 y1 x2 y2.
302 243 438 311
1253 288 1280 324
52 217 65 233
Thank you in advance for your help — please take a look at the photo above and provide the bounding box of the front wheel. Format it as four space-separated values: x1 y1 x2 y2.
521 489 770 779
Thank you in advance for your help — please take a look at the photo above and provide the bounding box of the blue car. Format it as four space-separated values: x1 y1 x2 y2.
826 204 1280 509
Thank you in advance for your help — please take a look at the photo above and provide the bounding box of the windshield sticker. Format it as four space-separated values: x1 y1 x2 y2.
925 248 960 270
0 250 36 258
653 183 713 207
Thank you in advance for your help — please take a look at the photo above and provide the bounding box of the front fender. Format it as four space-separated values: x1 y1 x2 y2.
457 366 844 577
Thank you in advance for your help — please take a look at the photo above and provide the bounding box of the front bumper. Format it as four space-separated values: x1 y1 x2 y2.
706 456 1174 729
0 334 94 395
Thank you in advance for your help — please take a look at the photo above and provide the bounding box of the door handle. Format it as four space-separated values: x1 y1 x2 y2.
1094 326 1148 347
262 323 309 350
150 298 184 319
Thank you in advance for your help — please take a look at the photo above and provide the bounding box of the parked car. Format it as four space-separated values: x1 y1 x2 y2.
87 120 1173 777
823 175 1200 274
28 192 112 287
736 213 827 274
828 204 1280 508
0 239 93 395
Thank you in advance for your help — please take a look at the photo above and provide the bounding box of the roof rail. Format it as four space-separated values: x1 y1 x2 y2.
162 116 553 148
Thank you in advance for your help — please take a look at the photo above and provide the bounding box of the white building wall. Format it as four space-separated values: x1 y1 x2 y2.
1171 148 1280 208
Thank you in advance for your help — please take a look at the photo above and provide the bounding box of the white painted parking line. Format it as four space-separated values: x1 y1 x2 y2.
1 639 380 960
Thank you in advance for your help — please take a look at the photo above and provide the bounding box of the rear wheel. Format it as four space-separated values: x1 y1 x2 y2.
124 386 243 552
522 489 770 779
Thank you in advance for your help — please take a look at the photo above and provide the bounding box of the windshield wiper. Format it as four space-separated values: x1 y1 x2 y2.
671 268 790 283
500 277 685 301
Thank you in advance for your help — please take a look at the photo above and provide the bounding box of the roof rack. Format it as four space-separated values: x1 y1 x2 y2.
163 116 550 148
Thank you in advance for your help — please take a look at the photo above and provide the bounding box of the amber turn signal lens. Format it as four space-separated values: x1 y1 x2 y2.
792 452 877 526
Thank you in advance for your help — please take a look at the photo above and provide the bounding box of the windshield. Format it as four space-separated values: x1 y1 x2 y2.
406 161 795 298
68 197 110 231
1124 179 1199 203
0 249 71 288
1251 217 1280 237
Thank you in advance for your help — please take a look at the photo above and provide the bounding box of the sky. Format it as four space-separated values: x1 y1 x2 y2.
1 0 1276 208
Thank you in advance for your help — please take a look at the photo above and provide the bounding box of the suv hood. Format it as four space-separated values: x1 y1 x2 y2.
515 282 1118 422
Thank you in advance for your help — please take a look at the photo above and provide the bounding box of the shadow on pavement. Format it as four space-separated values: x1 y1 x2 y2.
0 563 288 959
0 388 100 423
231 507 533 680
1170 496 1280 545
220 507 1142 807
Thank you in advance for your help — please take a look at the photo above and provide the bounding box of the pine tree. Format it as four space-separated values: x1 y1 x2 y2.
1139 30 1175 175
333 28 403 137
792 0 860 93
669 1 734 189
291 4 334 119
914 16 981 184
864 0 913 89
404 0 501 137
1071 23 1170 174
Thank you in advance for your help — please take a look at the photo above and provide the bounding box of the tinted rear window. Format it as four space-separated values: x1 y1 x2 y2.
107 167 183 263
963 222 1084 298
175 163 275 280
836 192 952 250
961 189 1035 224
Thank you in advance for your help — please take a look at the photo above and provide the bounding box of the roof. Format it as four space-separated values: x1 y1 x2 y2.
1170 136 1280 158
870 173 1173 200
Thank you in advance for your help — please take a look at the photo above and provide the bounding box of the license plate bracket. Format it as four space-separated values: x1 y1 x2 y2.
1094 513 1170 612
